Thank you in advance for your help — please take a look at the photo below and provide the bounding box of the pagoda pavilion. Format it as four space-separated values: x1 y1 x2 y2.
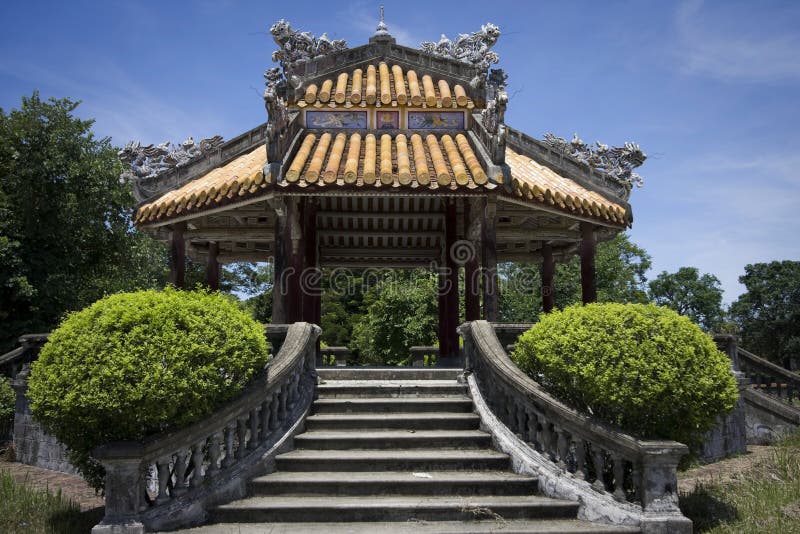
122 15 645 361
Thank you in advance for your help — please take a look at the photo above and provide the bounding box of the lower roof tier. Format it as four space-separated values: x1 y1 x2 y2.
134 135 629 227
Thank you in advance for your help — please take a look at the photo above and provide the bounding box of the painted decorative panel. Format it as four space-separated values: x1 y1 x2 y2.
376 111 400 130
306 111 367 129
407 111 465 129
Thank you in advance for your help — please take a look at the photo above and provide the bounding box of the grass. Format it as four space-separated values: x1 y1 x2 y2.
680 431 800 533
0 471 102 534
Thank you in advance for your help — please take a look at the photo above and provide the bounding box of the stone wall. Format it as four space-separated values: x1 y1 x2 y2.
698 373 749 463
12 372 78 475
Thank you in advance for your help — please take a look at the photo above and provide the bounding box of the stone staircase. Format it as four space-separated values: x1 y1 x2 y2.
186 368 639 533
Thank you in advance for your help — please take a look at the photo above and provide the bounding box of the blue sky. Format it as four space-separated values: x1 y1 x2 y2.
1 0 798 302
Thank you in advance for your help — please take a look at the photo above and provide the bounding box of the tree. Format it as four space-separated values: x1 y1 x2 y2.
649 267 724 331
730 261 800 367
0 93 168 350
499 233 652 322
351 271 438 365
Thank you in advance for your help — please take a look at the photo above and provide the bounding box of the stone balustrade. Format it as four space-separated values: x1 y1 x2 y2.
319 346 349 366
459 320 692 533
91 322 321 534
409 346 438 367
0 333 49 379
737 347 800 406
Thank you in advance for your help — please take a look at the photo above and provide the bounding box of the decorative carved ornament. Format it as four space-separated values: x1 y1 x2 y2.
270 19 348 68
542 133 647 189
420 23 501 70
119 136 224 201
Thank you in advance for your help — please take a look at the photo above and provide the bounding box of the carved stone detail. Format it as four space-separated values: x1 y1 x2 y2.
270 19 347 68
263 67 290 162
542 133 647 189
420 23 501 70
119 136 224 202
482 68 508 164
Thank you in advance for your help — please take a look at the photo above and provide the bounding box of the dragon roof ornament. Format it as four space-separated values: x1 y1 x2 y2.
542 133 647 190
420 23 501 70
270 19 348 69
119 136 224 202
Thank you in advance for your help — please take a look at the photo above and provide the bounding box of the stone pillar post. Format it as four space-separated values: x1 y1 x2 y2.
170 221 186 289
541 242 555 313
205 241 220 290
91 447 145 534
580 222 597 304
481 198 499 321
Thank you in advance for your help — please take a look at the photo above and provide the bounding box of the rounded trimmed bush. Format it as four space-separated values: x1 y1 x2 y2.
512 303 737 450
28 288 269 489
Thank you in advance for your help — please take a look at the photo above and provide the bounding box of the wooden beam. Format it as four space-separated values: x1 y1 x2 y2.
185 227 274 240
170 221 186 288
319 247 440 259
580 221 597 304
317 211 445 221
541 243 554 313
318 230 442 239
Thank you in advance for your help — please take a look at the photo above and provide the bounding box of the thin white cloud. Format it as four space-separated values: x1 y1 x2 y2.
674 0 800 83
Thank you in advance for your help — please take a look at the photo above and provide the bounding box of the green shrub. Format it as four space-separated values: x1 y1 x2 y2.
0 376 14 433
28 288 269 490
512 303 738 450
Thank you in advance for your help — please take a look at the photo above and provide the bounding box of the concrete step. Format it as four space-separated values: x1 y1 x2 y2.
293 429 492 450
318 380 467 398
173 520 640 533
211 495 580 523
275 449 510 472
313 397 473 414
305 412 481 431
249 470 538 496
317 368 462 381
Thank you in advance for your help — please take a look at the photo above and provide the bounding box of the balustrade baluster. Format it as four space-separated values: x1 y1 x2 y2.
249 408 259 449
269 391 280 429
612 455 626 501
555 427 569 469
236 417 248 459
172 449 190 497
207 432 222 477
505 398 516 431
190 441 205 488
631 462 642 502
592 447 606 492
260 399 271 440
515 402 527 438
541 421 556 461
525 408 539 449
222 422 236 468
279 384 288 420
155 456 172 505
573 438 587 480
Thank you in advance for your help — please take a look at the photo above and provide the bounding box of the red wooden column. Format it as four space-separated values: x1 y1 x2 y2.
437 269 450 358
205 241 220 290
463 198 481 321
271 199 287 324
580 221 597 304
170 221 186 289
444 199 459 357
541 242 555 313
481 198 499 321
285 197 304 323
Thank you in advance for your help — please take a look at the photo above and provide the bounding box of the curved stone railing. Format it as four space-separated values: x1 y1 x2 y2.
459 321 692 534
0 333 49 378
92 322 321 534
737 347 800 406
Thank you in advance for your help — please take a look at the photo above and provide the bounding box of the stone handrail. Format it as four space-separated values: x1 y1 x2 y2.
0 333 49 378
320 346 349 366
737 347 800 406
92 322 321 534
410 346 438 367
459 321 691 533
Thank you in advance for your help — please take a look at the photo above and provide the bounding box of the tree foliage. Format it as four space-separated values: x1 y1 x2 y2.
28 288 269 490
351 271 438 365
500 233 651 322
0 93 168 350
649 267 724 331
730 261 800 366
513 303 738 451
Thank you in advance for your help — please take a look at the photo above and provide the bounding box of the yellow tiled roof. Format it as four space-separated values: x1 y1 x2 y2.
505 147 629 226
134 141 629 227
283 132 492 189
135 145 267 225
296 63 475 110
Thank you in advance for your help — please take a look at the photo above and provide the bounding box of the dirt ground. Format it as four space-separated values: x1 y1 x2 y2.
677 445 775 493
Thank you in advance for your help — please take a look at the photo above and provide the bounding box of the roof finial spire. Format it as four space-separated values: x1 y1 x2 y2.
375 5 389 36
